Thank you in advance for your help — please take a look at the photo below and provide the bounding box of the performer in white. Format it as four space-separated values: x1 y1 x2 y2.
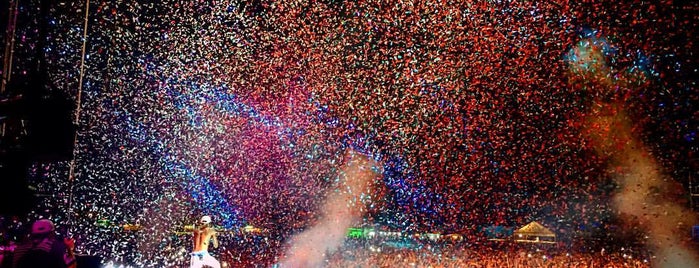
189 215 220 268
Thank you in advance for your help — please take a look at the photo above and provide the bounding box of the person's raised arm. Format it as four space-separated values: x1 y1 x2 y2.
212 230 219 248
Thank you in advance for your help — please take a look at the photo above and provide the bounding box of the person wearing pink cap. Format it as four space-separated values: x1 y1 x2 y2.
189 215 220 268
11 219 75 268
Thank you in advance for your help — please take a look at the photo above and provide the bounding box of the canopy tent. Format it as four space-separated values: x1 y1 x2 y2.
512 221 556 243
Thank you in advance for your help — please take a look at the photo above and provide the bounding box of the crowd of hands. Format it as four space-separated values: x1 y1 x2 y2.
322 247 650 268
210 239 652 268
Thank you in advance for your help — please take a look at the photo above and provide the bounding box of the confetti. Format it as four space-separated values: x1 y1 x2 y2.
0 0 696 267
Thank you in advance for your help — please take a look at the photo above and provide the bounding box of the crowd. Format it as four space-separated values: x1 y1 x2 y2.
0 217 671 268
323 247 650 268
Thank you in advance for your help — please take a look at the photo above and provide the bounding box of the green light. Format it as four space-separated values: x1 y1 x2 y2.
347 227 364 238
95 219 111 228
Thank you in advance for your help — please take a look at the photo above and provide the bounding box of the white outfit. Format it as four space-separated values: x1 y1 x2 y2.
189 250 220 268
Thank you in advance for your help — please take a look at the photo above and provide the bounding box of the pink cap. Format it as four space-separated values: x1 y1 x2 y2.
31 219 55 235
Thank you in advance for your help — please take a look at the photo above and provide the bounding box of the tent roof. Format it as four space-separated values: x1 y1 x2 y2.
513 221 555 237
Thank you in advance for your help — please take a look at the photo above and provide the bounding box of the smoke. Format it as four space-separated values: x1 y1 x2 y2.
279 151 379 268
587 107 699 268
572 38 699 268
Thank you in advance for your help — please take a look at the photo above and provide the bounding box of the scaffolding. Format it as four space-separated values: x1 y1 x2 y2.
1 0 20 138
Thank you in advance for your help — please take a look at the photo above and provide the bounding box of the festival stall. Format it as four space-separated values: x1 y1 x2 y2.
512 221 556 244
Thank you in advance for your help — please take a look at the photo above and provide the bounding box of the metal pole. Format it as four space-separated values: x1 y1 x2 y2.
1 0 20 138
1 0 19 94
66 0 90 235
